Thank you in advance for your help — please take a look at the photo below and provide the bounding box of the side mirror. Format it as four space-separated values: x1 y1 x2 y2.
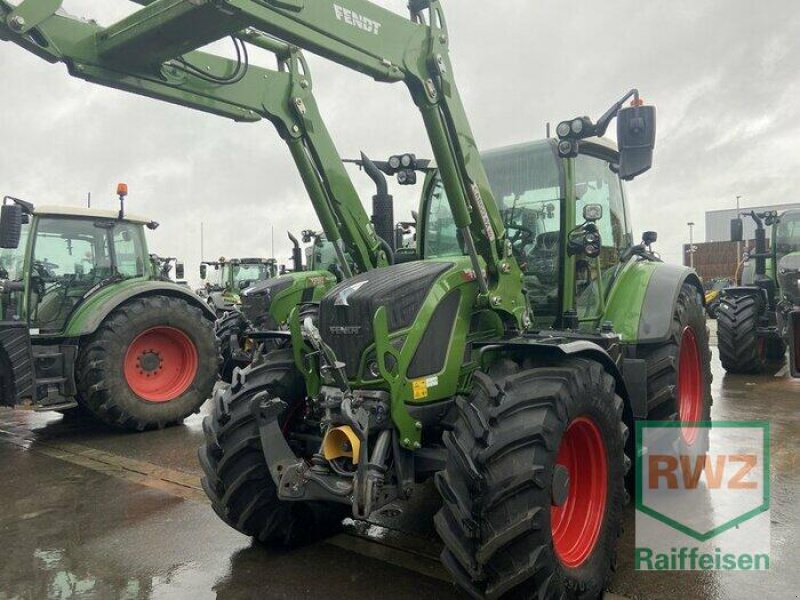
643 231 658 245
582 204 603 222
0 204 23 249
175 262 185 280
617 105 656 181
199 264 207 279
730 218 744 242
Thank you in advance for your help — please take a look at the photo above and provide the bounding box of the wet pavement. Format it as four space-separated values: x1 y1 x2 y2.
0 345 798 600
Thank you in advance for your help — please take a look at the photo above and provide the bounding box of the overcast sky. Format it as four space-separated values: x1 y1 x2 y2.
1 0 798 285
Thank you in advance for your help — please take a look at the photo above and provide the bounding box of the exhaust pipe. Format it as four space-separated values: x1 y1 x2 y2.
287 231 303 272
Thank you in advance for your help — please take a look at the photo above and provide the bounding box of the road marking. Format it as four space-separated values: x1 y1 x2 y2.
0 426 207 502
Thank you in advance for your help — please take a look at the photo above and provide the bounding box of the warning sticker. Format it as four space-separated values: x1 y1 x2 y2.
412 379 428 400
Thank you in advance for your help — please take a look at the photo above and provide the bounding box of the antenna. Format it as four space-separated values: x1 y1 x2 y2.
200 221 204 261
87 191 91 208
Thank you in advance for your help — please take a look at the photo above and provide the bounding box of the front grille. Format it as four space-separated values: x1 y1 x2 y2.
319 261 452 378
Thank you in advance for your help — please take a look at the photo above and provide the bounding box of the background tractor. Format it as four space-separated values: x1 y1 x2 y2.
719 209 800 374
216 158 401 384
199 257 277 316
1 2 712 598
0 189 218 430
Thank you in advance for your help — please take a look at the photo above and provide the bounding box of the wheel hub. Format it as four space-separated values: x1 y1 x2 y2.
137 351 162 374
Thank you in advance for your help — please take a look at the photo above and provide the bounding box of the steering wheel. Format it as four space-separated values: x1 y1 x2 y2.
506 224 535 247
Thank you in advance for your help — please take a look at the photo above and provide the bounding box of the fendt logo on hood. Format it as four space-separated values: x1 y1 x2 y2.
333 4 382 35
329 326 362 335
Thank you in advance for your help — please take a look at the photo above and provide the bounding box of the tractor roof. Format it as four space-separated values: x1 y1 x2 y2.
429 136 619 169
34 205 154 225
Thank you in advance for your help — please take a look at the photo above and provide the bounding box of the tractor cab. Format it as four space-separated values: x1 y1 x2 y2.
200 257 277 315
1 202 154 334
419 137 634 329
775 210 800 304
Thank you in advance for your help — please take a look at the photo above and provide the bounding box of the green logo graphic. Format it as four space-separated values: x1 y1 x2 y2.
635 421 770 542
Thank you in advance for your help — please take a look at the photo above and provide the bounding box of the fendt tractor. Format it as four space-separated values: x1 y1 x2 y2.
0 1 712 597
718 209 800 375
199 256 277 315
0 187 218 430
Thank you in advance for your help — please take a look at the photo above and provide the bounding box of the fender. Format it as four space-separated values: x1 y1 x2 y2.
476 337 632 419
604 259 704 344
62 279 215 337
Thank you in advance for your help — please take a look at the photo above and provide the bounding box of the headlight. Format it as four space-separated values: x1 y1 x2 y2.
556 121 571 138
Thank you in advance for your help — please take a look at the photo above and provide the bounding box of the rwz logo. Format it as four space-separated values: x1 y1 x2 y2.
333 4 382 35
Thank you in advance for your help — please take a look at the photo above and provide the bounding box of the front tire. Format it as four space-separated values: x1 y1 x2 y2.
717 294 765 373
76 296 218 431
199 349 347 545
434 358 627 599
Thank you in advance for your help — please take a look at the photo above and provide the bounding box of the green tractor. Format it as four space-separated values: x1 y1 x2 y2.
0 189 218 430
199 256 277 316
1 1 712 597
719 209 800 375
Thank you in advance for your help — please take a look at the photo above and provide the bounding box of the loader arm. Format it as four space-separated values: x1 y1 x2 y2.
1 0 526 322
0 1 389 276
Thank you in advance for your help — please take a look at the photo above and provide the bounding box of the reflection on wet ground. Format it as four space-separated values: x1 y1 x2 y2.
0 348 797 599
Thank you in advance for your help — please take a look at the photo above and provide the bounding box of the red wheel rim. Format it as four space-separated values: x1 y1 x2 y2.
551 416 608 568
677 326 703 444
123 326 198 402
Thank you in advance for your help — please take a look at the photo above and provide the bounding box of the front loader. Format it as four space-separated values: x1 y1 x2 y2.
719 209 800 375
1 1 712 598
0 188 218 430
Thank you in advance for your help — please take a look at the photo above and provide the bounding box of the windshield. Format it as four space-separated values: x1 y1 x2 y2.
775 212 800 257
422 140 631 328
233 263 272 287
29 217 146 332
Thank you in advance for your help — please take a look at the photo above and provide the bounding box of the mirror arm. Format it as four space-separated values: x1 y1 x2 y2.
594 89 639 137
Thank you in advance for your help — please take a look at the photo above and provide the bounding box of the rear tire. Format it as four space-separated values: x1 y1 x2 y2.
717 294 765 373
635 283 713 482
76 296 218 431
434 358 628 600
199 349 348 545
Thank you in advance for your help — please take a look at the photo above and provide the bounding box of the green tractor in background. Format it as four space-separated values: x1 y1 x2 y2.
199 256 277 316
216 163 392 384
719 209 800 375
0 187 218 430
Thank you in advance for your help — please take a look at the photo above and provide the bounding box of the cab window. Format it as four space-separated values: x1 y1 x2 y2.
423 180 463 259
113 222 146 278
575 154 629 267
